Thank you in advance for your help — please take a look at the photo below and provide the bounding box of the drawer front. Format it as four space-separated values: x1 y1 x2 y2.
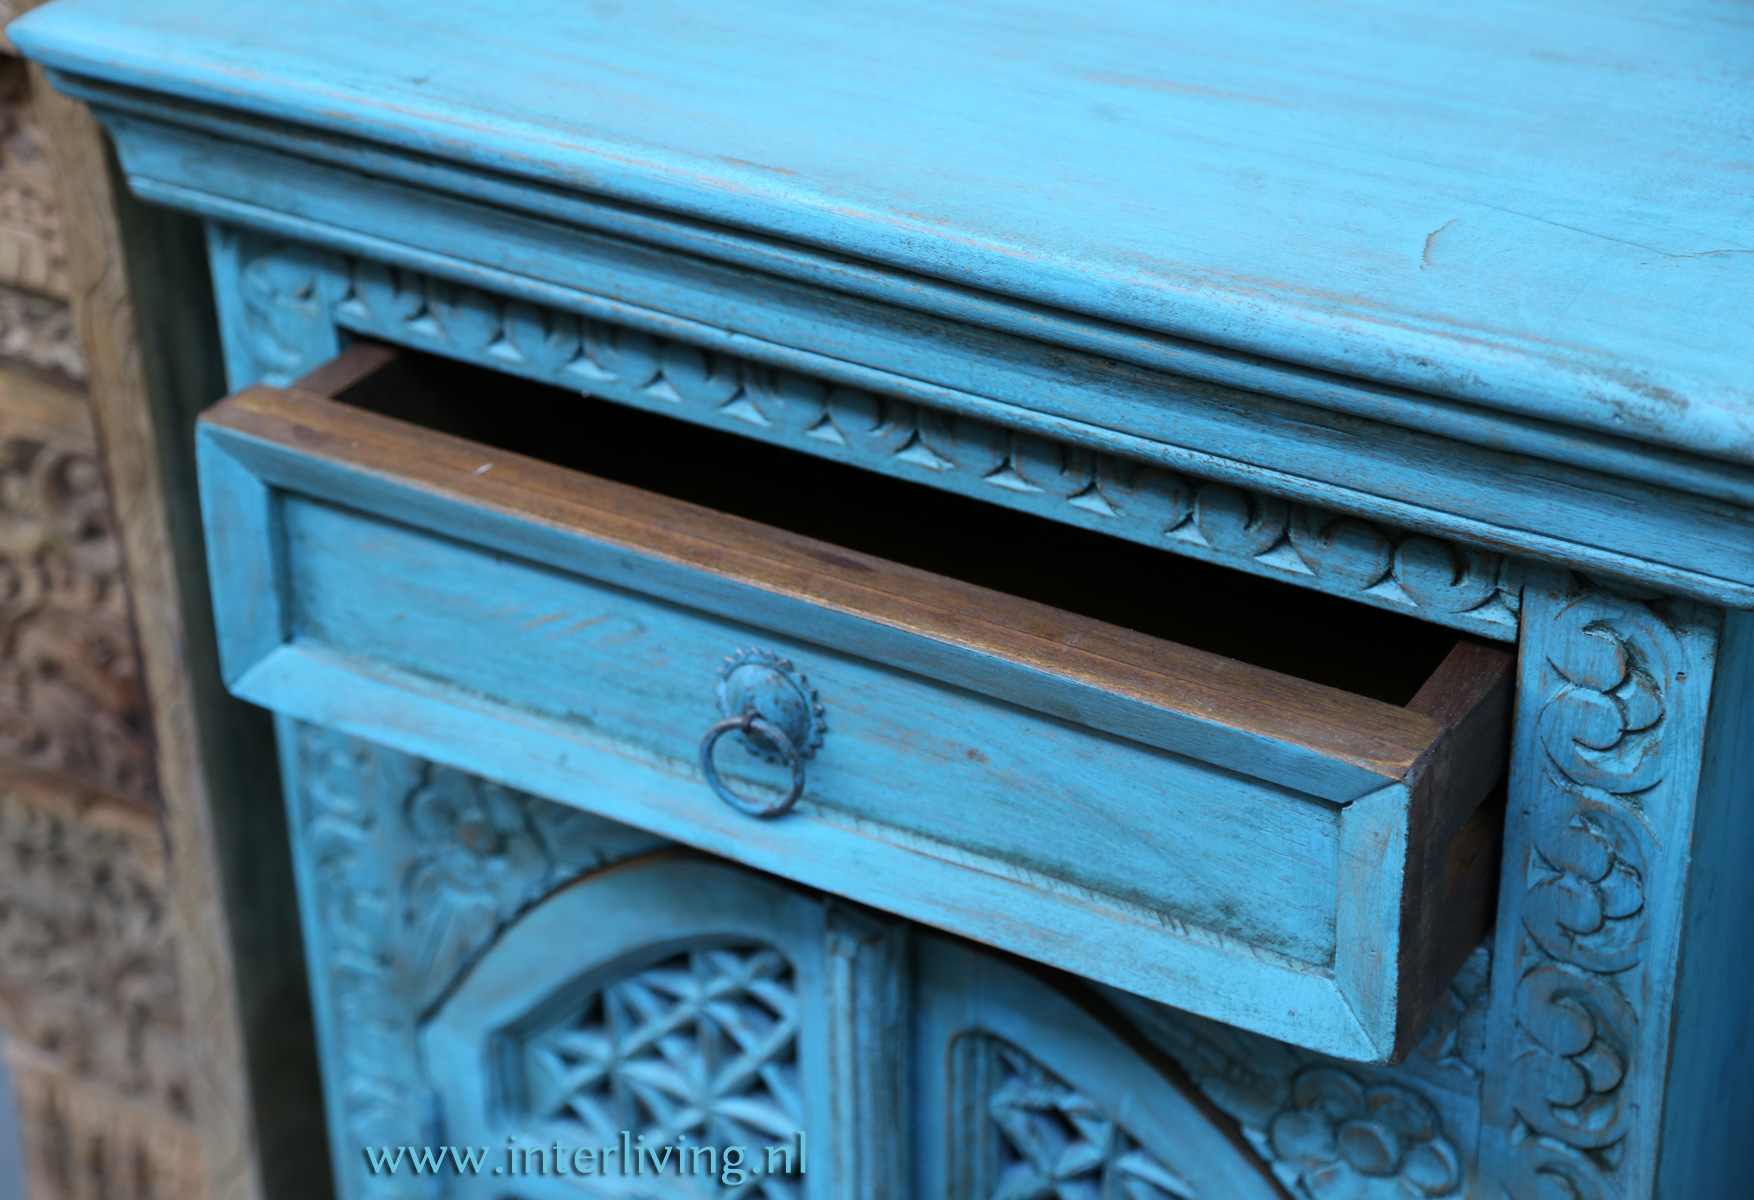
197 347 1510 1061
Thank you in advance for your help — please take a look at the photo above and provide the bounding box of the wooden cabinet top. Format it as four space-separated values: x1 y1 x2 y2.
14 0 1754 464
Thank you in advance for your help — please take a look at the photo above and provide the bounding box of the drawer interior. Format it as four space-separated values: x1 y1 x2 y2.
332 344 1463 706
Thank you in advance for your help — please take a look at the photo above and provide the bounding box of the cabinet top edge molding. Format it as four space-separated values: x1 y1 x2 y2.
13 0 1754 469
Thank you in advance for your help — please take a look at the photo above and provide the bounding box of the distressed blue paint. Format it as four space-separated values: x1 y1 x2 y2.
13 1 1751 1194
13 0 1754 467
1656 607 1754 1196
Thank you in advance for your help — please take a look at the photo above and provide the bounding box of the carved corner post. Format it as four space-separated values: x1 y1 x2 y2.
1482 571 1730 1199
27 58 326 1200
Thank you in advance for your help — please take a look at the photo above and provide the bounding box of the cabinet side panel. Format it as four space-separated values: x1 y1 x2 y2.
1655 606 1754 1197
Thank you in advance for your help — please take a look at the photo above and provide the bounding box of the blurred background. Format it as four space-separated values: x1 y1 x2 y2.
0 13 205 1199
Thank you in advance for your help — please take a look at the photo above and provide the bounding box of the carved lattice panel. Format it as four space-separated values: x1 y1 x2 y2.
425 854 902 1200
520 943 804 1161
973 1035 1197 1200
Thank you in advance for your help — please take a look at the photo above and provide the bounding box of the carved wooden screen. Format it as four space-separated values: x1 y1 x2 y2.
424 854 903 1200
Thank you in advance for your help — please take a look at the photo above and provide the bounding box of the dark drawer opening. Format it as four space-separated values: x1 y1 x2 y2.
327 342 1471 706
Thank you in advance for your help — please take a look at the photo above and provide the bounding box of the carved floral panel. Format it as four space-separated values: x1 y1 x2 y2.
1112 949 1485 1200
0 776 188 1114
285 721 669 1200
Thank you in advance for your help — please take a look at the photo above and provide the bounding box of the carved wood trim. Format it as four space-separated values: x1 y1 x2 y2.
1109 948 1488 1199
281 721 667 1200
1481 578 1717 1200
209 227 1523 642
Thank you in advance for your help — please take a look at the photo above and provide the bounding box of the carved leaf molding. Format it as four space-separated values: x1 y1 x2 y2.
1499 593 1681 1200
220 231 1523 641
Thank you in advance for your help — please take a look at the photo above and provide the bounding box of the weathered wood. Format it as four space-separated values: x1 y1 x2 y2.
1396 638 1514 1059
0 765 205 1200
31 66 327 1200
0 364 154 805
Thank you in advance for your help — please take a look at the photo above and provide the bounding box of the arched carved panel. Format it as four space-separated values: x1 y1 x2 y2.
423 853 905 1200
515 943 805 1165
912 936 1286 1200
954 1033 1203 1199
279 721 671 1200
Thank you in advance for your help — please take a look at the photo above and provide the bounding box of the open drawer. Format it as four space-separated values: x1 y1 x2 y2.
197 344 1510 1062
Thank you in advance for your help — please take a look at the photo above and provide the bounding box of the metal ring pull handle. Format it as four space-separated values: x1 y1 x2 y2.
699 711 807 818
702 649 827 819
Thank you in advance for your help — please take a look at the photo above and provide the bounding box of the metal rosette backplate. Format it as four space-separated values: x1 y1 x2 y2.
714 648 828 763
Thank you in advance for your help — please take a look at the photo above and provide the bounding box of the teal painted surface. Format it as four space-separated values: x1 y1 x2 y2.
13 0 1754 466
1656 607 1754 1195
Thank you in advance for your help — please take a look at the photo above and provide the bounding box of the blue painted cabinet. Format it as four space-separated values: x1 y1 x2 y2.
283 720 1286 1198
12 1 1754 1196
